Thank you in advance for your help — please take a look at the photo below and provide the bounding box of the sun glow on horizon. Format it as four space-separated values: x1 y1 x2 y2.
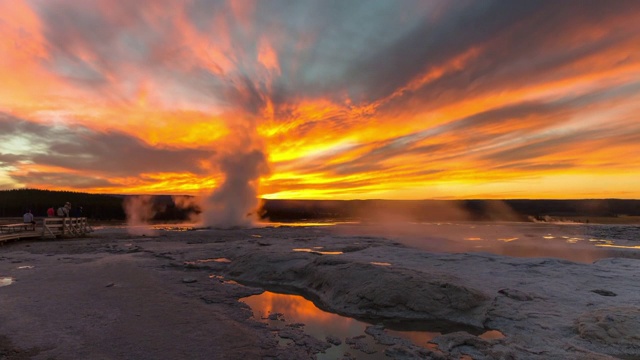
1 1 640 199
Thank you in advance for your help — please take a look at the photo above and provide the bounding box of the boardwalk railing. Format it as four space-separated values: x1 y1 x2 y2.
0 217 93 243
42 217 93 238
0 223 35 233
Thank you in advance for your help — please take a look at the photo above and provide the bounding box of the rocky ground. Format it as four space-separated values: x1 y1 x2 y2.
1 225 639 359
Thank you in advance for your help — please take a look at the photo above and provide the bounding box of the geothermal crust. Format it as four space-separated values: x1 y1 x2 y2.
1 225 639 359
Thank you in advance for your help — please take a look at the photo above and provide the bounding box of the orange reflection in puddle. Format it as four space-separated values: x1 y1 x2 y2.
479 329 506 340
208 274 239 285
292 248 343 255
152 225 197 232
336 222 638 264
240 291 505 359
185 258 231 265
387 327 504 349
596 244 640 249
260 221 343 227
370 262 392 266
242 291 339 325
241 291 386 359
589 238 614 245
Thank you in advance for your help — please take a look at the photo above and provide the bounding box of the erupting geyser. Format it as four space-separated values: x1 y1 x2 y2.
202 119 270 229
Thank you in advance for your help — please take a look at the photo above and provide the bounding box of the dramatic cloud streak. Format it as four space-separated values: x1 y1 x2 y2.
1 0 639 199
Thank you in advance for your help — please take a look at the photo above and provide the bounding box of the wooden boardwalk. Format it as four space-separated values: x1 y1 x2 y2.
0 217 93 244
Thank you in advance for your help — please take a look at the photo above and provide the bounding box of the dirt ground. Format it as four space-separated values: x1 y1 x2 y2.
0 231 303 360
2 225 640 360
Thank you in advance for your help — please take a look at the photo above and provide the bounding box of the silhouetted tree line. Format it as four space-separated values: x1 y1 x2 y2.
148 195 201 221
260 199 640 222
0 189 125 219
3 189 639 222
0 189 198 221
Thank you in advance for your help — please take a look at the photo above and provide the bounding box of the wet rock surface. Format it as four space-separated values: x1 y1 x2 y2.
1 225 639 359
227 252 490 327
0 335 46 360
575 307 640 358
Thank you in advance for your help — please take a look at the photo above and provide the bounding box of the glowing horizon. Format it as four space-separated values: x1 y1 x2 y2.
1 1 640 200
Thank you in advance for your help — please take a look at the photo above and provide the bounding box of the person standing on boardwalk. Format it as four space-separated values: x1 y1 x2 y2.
47 206 55 217
23 210 36 230
72 205 84 217
57 202 71 217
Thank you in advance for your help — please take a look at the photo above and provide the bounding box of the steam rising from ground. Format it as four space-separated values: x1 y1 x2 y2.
172 195 201 223
337 221 612 263
354 200 472 224
202 123 270 229
203 150 268 228
334 201 612 263
123 195 158 236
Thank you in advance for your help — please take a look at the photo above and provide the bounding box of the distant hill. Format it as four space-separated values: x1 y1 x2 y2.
2 189 639 223
261 199 640 223
0 189 196 221
0 189 125 219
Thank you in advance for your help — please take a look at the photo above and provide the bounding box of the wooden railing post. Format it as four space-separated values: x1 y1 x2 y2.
38 216 91 239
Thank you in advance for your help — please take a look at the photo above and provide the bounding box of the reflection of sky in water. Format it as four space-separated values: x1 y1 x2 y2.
240 291 503 359
370 262 392 266
241 291 428 359
184 258 231 265
241 291 388 359
0 277 14 287
596 244 640 249
259 221 343 227
293 248 344 255
152 225 197 231
208 274 239 285
333 222 640 263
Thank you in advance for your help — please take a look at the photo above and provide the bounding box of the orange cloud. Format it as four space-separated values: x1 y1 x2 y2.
1 1 640 200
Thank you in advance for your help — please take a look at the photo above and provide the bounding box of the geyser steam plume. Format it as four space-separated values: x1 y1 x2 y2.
123 195 158 236
203 124 270 228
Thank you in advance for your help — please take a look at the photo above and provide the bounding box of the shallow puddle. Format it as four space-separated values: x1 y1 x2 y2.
185 258 232 265
0 277 14 287
240 291 503 359
260 221 347 227
241 291 388 359
293 248 344 255
334 222 640 263
152 225 199 232
370 262 392 266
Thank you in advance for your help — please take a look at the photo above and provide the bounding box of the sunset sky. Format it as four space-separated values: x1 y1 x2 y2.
1 0 639 200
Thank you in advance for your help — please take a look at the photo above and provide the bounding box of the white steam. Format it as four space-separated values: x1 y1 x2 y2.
202 126 270 229
172 195 201 223
123 195 158 236
333 201 609 263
